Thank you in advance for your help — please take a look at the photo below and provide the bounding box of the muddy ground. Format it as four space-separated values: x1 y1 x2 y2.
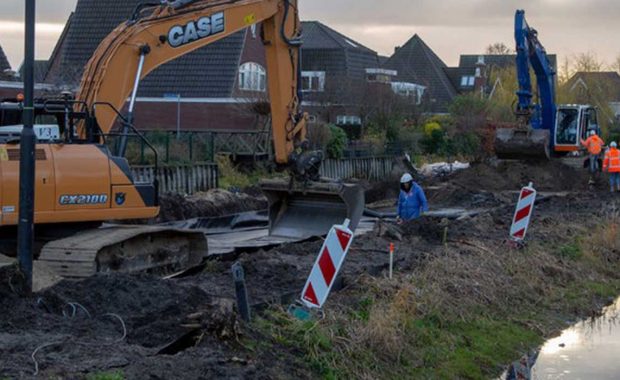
1 160 618 379
157 189 268 223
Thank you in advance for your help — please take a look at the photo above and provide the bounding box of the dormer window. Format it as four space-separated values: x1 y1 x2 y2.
239 62 266 92
301 71 325 92
460 76 475 87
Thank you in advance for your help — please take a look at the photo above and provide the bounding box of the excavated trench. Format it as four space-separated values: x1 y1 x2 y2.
0 160 613 378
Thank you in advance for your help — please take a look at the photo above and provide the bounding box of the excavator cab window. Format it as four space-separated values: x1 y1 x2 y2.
556 108 579 145
584 109 599 136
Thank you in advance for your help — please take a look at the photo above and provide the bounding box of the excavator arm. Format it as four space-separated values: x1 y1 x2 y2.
77 0 306 169
514 9 557 131
494 9 556 159
78 0 364 236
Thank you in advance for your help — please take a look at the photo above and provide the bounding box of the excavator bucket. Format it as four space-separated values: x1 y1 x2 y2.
495 127 550 160
260 179 365 239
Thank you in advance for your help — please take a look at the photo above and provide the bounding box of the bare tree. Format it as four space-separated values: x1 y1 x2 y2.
485 42 513 55
573 52 606 72
613 54 620 74
558 56 575 85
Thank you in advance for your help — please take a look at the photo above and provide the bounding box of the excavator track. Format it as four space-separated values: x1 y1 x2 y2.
38 226 207 278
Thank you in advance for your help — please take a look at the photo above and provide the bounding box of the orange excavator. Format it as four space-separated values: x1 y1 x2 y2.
0 0 364 277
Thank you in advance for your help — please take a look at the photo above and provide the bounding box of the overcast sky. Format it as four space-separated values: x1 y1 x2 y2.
1 0 619 69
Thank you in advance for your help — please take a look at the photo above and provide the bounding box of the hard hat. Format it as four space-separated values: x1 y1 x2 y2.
589 130 596 136
611 142 618 148
400 173 413 183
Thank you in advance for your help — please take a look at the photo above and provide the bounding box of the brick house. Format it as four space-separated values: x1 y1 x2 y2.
383 35 456 114
44 0 269 133
446 54 557 98
0 45 12 80
300 22 426 138
565 71 620 120
0 45 19 98
299 21 380 127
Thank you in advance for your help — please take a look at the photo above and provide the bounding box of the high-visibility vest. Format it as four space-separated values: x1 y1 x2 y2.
604 148 620 173
581 135 605 155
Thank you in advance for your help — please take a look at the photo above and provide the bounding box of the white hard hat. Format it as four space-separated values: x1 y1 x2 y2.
611 142 618 148
589 130 596 136
400 173 413 183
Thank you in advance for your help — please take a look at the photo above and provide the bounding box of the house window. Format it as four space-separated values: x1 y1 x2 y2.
301 71 325 92
391 82 426 105
367 73 392 83
239 62 266 92
366 68 397 84
461 76 475 87
336 115 362 125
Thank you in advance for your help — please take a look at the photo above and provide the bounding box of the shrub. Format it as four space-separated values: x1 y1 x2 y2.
423 122 442 137
326 124 348 159
216 154 251 190
306 123 331 151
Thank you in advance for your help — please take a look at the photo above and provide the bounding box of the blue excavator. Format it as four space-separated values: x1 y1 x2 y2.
494 10 599 160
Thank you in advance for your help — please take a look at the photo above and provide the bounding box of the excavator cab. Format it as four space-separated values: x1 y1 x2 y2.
553 105 598 154
495 105 599 159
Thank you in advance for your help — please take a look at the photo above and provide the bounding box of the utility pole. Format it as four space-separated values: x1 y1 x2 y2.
17 0 36 294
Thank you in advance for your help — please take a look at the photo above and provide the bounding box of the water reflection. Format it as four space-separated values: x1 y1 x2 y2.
532 297 620 379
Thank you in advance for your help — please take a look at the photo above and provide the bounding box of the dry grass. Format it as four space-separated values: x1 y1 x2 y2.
582 208 620 267
353 278 417 358
254 205 620 379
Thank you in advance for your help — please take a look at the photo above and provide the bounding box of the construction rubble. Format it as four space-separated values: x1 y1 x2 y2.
2 160 619 378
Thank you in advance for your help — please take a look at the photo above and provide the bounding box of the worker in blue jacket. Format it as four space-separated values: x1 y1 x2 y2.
397 173 428 224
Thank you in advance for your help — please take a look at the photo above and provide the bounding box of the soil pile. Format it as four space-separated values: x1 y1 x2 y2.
158 189 267 222
448 160 589 192
1 271 255 378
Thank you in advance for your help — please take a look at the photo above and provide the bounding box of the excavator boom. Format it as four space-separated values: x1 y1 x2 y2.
494 10 555 160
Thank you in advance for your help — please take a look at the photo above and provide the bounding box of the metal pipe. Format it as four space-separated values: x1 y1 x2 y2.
128 53 146 114
17 0 36 295
232 262 251 322
176 94 181 140
118 45 150 157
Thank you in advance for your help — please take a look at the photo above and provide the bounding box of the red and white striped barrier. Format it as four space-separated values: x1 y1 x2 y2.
301 219 354 309
510 182 537 241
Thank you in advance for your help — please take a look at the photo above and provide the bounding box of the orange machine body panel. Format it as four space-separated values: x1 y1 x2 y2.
554 145 579 153
0 143 158 226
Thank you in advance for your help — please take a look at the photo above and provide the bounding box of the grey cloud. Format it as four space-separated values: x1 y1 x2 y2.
1 0 619 68
300 0 620 28
1 0 77 23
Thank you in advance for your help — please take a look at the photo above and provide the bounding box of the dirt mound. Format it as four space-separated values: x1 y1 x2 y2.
447 160 589 192
158 189 267 222
364 180 401 204
0 271 258 378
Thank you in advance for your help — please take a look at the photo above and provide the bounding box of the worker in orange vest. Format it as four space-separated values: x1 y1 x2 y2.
580 128 605 184
603 141 620 192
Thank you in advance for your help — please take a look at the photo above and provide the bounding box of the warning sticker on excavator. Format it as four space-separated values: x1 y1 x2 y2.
0 147 7 161
244 13 256 25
